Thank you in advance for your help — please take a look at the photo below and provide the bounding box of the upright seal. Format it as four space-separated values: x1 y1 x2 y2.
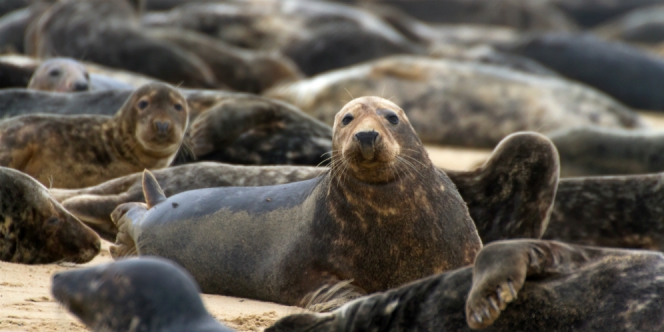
111 96 483 307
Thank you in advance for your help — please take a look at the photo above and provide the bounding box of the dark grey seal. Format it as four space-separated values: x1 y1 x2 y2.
51 256 232 332
267 239 664 332
0 166 100 264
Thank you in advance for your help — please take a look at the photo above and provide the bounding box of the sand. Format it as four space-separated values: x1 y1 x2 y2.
2 113 663 331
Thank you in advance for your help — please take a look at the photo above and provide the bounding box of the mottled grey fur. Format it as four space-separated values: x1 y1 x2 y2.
549 126 664 177
267 239 664 332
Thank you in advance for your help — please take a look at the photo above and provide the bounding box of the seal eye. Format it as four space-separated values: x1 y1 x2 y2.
174 103 183 111
49 69 61 77
45 217 60 226
386 114 399 125
341 114 354 125
137 100 149 110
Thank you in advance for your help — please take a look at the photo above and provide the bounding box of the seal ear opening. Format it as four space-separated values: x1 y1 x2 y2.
142 170 166 208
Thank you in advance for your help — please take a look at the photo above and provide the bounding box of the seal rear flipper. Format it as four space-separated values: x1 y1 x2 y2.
447 132 560 244
62 193 131 242
142 169 166 208
109 202 148 259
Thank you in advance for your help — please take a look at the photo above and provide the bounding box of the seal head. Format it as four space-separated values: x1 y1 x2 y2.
51 257 231 331
27 58 90 92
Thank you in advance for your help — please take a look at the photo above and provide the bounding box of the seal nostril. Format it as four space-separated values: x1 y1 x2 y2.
354 131 379 146
73 81 89 91
155 121 170 134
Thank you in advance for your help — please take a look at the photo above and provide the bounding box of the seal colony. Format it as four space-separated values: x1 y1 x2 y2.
0 166 100 264
0 82 188 188
110 96 483 306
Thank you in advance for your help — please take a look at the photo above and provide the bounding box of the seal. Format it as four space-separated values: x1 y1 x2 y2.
27 58 90 92
0 3 49 54
265 55 644 148
544 172 664 251
110 96 483 306
0 166 100 264
51 131 557 244
52 163 326 241
180 94 333 166
500 33 664 111
594 5 664 44
147 28 303 93
26 0 219 88
267 239 664 331
548 126 664 177
0 82 189 188
51 256 232 332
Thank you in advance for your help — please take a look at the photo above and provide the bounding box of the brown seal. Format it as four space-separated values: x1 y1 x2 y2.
268 239 664 331
0 166 100 264
0 81 188 189
109 96 482 307
27 58 90 92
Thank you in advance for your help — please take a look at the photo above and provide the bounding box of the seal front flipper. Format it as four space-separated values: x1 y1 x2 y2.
109 202 148 259
447 132 560 243
142 169 166 208
465 239 599 329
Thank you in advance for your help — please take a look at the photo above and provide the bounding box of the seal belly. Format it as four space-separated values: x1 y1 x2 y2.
135 177 322 300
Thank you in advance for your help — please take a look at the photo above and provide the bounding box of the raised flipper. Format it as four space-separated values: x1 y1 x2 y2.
465 240 603 329
142 169 166 208
447 132 560 243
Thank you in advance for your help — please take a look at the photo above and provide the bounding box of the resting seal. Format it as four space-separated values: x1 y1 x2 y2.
548 126 664 177
52 131 558 244
110 96 483 306
0 82 188 188
0 166 100 264
51 256 232 332
27 58 90 92
266 55 644 148
268 239 664 331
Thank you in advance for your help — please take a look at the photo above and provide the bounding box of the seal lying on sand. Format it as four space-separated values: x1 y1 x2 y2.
110 96 483 306
548 126 664 177
52 132 558 244
27 58 90 92
266 55 643 148
268 239 664 331
0 166 100 264
0 82 188 188
51 257 232 332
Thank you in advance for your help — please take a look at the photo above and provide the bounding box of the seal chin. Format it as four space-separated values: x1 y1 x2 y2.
137 135 180 158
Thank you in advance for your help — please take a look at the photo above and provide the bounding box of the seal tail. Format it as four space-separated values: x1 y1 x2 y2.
142 169 166 208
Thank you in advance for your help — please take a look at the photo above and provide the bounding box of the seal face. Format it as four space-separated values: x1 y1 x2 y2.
27 58 90 92
0 166 100 264
110 96 482 307
51 257 232 332
0 81 189 188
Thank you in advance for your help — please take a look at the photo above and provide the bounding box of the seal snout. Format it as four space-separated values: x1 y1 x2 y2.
354 130 380 160
72 81 89 91
154 120 171 134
